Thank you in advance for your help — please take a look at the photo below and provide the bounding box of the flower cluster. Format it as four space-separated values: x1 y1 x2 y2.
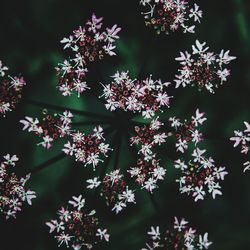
128 158 166 193
129 118 167 193
20 110 73 149
46 195 109 249
140 0 202 35
131 117 168 160
0 154 36 219
0 60 26 116
230 121 250 172
169 109 207 153
142 217 212 249
87 170 136 214
175 148 228 201
56 14 121 97
101 71 172 119
175 40 236 93
63 126 112 169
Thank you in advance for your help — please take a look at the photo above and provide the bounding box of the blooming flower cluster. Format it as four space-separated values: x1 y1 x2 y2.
128 118 167 193
230 121 250 172
46 195 109 249
175 40 236 93
140 0 203 35
128 158 166 193
0 154 36 219
63 126 112 169
169 109 207 153
87 170 136 214
142 217 212 249
20 110 73 149
0 60 26 116
56 13 121 97
101 71 172 119
175 148 228 202
131 117 168 160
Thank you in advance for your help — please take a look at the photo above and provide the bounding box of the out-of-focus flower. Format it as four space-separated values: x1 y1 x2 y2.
175 148 228 201
175 40 236 93
101 71 172 119
169 109 206 153
230 121 250 172
140 0 202 35
87 170 136 214
46 195 109 249
142 217 212 249
0 154 36 219
63 126 112 170
57 14 121 97
0 60 26 116
20 110 73 149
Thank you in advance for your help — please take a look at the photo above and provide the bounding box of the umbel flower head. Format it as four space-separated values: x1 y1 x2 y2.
230 121 250 172
63 126 112 170
175 40 236 93
169 109 207 153
87 169 136 214
20 110 73 149
0 154 36 219
131 117 169 161
56 13 121 97
46 195 109 249
140 0 203 35
175 148 228 202
0 60 26 116
128 158 166 193
142 217 212 249
101 71 172 119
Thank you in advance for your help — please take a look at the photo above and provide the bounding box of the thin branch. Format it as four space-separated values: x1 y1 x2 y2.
26 100 112 120
112 131 122 170
27 152 66 175
72 120 110 126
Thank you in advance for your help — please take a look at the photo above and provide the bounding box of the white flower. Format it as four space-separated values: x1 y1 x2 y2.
192 40 209 55
192 109 207 126
174 159 188 171
217 50 236 67
68 195 85 210
112 201 126 214
198 233 212 249
56 233 73 247
37 135 53 149
217 68 230 82
3 154 19 166
176 139 188 153
96 228 110 241
243 161 250 173
22 190 36 205
174 217 188 232
192 148 206 162
153 166 166 180
147 226 161 241
119 187 136 203
193 186 205 202
189 4 203 23
0 60 8 77
20 117 43 133
86 177 101 189
143 177 157 193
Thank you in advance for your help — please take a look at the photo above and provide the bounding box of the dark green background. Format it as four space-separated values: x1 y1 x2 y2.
0 0 250 249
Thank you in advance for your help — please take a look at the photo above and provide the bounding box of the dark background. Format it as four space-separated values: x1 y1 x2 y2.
0 0 250 249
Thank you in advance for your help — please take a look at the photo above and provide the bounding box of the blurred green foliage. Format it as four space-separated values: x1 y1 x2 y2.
0 0 250 249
